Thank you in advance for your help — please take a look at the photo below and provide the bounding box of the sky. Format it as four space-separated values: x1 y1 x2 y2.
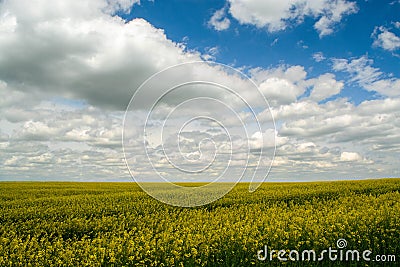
0 0 399 182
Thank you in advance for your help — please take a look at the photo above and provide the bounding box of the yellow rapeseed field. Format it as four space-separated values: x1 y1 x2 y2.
0 179 399 266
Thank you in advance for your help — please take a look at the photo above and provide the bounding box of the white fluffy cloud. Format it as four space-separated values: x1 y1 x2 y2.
2 65 400 180
269 95 399 178
246 57 399 179
209 8 231 31
1 0 399 181
0 0 274 182
340 151 362 162
332 55 400 97
224 0 357 37
372 26 400 51
313 0 357 37
251 65 343 104
250 65 307 105
105 0 140 14
0 0 202 110
307 73 344 101
0 100 129 180
277 96 400 145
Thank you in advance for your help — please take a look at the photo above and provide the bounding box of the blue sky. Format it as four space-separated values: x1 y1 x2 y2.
121 0 399 105
0 0 399 182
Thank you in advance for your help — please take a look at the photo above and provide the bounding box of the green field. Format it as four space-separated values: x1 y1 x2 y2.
0 179 399 266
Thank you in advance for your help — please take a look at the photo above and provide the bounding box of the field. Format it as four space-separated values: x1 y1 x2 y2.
0 179 399 266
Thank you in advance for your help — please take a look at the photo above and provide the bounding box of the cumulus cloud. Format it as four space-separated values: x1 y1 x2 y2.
340 151 362 162
1 139 129 181
0 94 129 180
313 0 358 37
208 8 231 31
225 0 357 37
307 73 344 102
2 65 399 181
245 58 399 179
1 0 270 112
251 65 343 104
250 65 307 105
249 129 287 150
268 139 377 180
277 96 400 144
0 0 278 181
0 0 202 110
372 26 400 51
332 55 400 97
268 95 399 178
0 0 399 181
105 0 140 14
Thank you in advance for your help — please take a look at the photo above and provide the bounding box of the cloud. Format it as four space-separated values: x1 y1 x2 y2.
0 0 278 182
270 38 279 46
357 97 400 115
1 0 268 112
340 151 362 162
259 77 304 106
250 65 307 105
267 93 399 178
105 0 140 14
2 62 399 181
313 0 358 37
247 62 398 179
249 129 287 150
276 96 398 142
307 73 344 102
332 55 400 97
271 100 322 120
280 112 355 138
0 0 202 110
269 139 376 179
0 92 129 180
0 0 398 181
1 140 129 181
208 8 231 31
251 65 343 104
372 26 400 51
202 46 220 61
226 0 357 37
312 52 326 62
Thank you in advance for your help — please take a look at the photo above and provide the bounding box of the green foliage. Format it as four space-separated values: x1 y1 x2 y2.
0 179 399 266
